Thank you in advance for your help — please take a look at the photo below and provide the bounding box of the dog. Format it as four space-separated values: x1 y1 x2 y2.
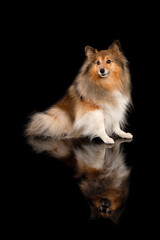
27 136 131 223
26 40 133 144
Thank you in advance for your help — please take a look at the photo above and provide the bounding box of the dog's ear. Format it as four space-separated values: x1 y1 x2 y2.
89 205 100 220
108 40 122 54
85 46 98 58
110 209 121 225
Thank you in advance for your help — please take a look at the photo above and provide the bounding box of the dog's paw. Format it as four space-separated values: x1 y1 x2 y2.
103 137 114 144
122 132 133 139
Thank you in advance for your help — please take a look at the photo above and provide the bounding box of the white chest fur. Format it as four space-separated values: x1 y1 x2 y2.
73 91 130 140
102 91 129 134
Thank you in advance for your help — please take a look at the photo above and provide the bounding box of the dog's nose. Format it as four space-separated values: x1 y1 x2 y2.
101 208 107 213
100 68 105 74
101 199 110 208
100 199 111 213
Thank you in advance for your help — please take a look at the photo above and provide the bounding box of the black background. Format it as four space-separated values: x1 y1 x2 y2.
7 3 159 237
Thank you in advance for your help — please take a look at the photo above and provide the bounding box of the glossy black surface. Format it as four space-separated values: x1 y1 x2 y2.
26 136 132 224
18 130 154 235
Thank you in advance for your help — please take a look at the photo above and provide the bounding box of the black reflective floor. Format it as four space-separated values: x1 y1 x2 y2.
19 134 135 230
26 136 132 224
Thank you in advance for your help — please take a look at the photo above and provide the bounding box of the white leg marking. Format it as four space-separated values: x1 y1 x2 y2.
113 123 133 139
74 110 114 144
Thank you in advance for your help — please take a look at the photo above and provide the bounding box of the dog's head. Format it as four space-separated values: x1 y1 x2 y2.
80 173 130 224
84 40 129 91
88 185 129 224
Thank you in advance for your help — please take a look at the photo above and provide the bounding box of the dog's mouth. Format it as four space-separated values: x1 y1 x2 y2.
99 199 112 214
98 71 109 78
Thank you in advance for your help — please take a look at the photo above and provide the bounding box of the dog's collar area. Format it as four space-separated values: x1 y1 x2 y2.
74 83 84 101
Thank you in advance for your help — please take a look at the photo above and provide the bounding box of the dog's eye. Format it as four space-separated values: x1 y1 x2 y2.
97 61 100 65
106 59 111 64
108 210 112 214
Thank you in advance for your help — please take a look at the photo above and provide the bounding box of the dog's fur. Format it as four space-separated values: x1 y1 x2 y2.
26 40 133 144
28 137 131 223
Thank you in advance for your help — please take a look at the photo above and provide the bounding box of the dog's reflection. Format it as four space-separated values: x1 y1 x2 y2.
28 137 131 224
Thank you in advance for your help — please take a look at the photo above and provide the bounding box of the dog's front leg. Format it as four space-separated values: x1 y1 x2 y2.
74 110 114 144
113 123 133 139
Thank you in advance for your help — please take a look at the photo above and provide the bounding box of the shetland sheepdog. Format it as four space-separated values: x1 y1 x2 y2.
26 40 133 144
28 137 131 223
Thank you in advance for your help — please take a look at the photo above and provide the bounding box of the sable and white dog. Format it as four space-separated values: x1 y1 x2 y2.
26 40 133 144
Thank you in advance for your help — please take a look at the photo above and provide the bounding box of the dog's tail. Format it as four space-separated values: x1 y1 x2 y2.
25 107 73 138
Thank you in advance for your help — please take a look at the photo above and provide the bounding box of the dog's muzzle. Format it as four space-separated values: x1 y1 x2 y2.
98 68 109 78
